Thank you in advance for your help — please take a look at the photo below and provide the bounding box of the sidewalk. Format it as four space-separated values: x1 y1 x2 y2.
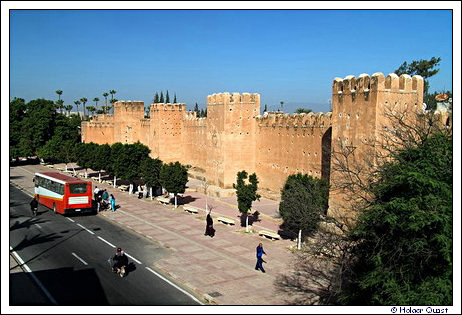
10 163 296 305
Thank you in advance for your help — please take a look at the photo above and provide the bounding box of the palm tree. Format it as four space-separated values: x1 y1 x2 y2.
280 101 284 112
65 105 73 116
103 92 109 114
93 97 100 112
55 90 63 101
55 90 63 113
80 97 88 118
74 100 81 116
109 90 117 114
86 106 96 117
56 100 64 114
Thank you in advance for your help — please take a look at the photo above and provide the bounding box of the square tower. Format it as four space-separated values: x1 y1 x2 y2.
206 92 261 188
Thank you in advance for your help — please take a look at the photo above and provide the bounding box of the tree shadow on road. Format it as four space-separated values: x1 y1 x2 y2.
11 232 62 252
9 217 50 233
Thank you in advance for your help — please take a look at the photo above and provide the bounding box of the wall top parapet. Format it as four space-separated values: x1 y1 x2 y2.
332 72 424 95
114 100 144 106
256 111 332 128
207 92 260 105
150 103 186 111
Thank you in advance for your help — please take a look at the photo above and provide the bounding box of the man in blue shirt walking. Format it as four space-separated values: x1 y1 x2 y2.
255 242 267 273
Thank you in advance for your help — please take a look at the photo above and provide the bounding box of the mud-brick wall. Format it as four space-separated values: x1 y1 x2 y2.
256 112 332 193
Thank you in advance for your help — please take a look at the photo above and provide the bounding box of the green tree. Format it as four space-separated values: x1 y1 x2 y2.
74 100 81 115
279 174 329 249
112 142 150 192
103 92 109 113
74 142 94 177
394 57 441 95
64 104 73 115
280 101 284 112
80 97 88 118
55 90 63 112
20 98 57 157
159 161 189 208
154 92 159 103
86 106 96 116
194 102 199 117
165 90 170 103
93 97 100 111
233 170 261 232
263 104 268 113
109 90 117 113
108 142 124 186
9 97 27 161
295 108 313 114
173 93 177 103
160 91 164 103
340 132 452 305
140 157 163 199
200 109 204 118
93 143 112 181
55 99 65 114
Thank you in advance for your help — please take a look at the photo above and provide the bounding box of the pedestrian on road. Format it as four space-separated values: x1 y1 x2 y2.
255 242 267 273
204 210 215 237
30 195 39 216
110 194 116 212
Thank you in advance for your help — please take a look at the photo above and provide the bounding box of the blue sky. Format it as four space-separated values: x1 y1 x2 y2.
10 10 453 113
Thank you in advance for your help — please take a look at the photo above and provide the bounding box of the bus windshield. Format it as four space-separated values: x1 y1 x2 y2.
69 183 88 194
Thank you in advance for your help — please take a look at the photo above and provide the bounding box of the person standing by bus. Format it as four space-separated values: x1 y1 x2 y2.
110 194 116 212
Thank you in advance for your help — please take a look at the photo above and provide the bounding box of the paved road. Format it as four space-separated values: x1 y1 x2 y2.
9 184 202 306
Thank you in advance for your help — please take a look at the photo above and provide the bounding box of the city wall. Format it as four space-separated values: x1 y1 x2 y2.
81 72 425 221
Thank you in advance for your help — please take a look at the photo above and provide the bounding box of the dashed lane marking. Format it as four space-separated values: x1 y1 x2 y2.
125 253 142 265
97 236 116 248
10 246 58 305
66 217 75 222
71 252 88 265
145 266 203 305
76 223 95 235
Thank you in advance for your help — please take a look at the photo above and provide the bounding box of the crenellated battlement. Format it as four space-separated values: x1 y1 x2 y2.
333 73 424 95
207 92 260 105
114 100 145 108
256 111 332 128
150 103 186 111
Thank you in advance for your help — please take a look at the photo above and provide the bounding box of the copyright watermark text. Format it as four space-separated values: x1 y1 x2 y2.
391 307 449 314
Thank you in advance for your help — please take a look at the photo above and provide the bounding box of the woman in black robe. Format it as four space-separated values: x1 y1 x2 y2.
204 210 215 237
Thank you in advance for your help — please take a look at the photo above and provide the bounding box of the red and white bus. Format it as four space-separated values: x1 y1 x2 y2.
34 172 93 215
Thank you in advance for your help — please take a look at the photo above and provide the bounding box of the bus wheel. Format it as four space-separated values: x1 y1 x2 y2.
53 203 57 214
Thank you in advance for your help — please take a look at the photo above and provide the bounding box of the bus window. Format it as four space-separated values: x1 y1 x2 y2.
69 183 87 194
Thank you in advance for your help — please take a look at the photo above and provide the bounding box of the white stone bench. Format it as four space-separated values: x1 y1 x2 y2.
258 230 281 241
156 196 170 205
183 205 200 214
217 217 235 226
46 164 54 168
118 185 129 191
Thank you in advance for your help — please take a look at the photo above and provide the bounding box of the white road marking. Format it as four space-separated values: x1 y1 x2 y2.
125 253 142 265
145 267 203 305
66 217 75 222
76 223 95 235
34 223 42 229
71 252 88 265
10 246 58 305
97 236 116 248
